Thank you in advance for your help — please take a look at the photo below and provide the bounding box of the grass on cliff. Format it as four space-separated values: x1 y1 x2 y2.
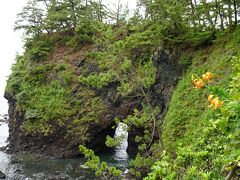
160 29 240 178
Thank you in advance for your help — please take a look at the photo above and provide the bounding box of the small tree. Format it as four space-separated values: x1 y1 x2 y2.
15 0 48 35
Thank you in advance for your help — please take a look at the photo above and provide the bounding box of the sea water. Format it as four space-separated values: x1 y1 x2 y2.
0 122 129 179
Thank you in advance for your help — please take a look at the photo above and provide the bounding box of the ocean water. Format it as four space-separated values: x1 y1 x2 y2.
0 122 129 180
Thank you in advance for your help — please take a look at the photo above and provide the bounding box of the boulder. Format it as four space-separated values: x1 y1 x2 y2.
0 170 6 179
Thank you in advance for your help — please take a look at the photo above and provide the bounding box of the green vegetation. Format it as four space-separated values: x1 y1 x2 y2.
6 0 240 179
79 70 116 89
79 145 122 179
160 31 240 179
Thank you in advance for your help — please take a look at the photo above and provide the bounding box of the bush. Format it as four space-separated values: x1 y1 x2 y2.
25 36 54 62
79 70 116 89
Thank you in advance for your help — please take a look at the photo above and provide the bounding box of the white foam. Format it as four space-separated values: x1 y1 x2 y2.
0 123 8 147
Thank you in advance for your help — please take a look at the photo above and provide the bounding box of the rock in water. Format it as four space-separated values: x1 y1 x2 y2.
0 170 6 179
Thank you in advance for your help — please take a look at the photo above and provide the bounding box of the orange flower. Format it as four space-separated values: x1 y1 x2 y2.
208 94 214 102
193 79 205 89
208 94 223 109
202 72 213 81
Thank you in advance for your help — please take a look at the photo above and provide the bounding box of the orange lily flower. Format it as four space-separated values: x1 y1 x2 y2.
193 79 205 89
208 94 214 101
202 72 213 81
208 94 223 109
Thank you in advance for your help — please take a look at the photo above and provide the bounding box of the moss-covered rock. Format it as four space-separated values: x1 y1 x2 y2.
5 29 183 158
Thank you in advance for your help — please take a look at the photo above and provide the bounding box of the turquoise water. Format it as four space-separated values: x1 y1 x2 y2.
0 122 130 179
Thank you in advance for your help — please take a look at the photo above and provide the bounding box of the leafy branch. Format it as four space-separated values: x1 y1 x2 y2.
79 145 122 179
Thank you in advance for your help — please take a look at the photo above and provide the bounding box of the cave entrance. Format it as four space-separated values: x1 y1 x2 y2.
98 123 130 170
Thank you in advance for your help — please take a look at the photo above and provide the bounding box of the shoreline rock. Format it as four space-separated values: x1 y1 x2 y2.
0 120 7 123
0 170 6 179
0 114 8 123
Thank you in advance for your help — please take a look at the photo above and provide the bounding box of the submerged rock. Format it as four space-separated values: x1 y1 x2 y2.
0 120 6 123
0 114 8 123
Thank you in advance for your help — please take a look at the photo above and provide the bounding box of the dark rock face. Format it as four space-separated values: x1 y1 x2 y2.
151 48 182 111
4 47 182 158
127 48 182 153
4 88 141 158
5 90 116 157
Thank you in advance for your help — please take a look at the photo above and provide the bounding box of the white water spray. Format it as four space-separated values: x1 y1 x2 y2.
113 123 129 167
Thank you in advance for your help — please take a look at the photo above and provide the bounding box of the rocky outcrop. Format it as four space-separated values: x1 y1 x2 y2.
0 170 6 179
5 90 115 157
5 45 183 158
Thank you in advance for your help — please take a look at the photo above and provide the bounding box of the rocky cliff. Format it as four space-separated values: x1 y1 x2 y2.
5 35 183 157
